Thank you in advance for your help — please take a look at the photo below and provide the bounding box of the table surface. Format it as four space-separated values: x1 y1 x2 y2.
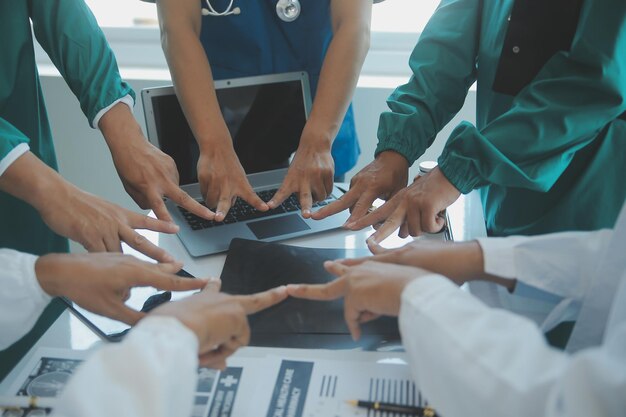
0 190 486 393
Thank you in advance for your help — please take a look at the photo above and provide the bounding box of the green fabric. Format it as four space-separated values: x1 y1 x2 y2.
376 0 626 236
0 0 134 380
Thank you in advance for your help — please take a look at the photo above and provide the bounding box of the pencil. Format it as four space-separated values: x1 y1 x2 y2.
347 399 438 417
0 395 57 410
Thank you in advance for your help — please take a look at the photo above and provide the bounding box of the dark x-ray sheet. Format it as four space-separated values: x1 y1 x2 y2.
220 239 402 351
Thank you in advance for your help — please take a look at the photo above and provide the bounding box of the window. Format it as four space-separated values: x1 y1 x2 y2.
85 0 439 33
72 0 442 77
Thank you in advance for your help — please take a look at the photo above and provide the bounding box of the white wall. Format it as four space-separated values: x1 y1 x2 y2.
40 72 476 252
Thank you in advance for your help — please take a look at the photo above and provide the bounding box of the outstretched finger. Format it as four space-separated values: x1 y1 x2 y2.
311 188 359 220
200 277 222 293
347 199 395 231
150 194 174 223
344 299 362 341
135 270 209 292
235 286 289 314
367 240 389 255
298 187 314 218
267 183 293 209
167 186 215 221
130 212 180 234
365 206 407 245
336 256 369 266
344 192 379 226
215 195 234 222
240 184 268 212
119 226 175 263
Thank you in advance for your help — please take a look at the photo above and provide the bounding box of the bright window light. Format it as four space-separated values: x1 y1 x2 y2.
84 0 440 32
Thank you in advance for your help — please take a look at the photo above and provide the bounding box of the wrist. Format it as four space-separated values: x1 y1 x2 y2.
300 127 333 152
100 103 143 152
376 150 409 170
35 254 71 297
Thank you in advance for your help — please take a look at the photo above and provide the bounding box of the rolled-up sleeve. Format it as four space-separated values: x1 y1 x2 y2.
0 118 30 176
29 0 135 129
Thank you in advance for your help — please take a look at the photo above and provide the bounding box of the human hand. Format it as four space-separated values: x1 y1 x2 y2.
311 151 409 222
35 253 208 325
348 167 460 243
39 185 179 262
100 102 215 223
339 239 485 285
288 260 430 340
267 137 335 218
151 285 288 369
197 146 268 221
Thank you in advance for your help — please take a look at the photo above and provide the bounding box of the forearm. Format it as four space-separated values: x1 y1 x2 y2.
304 3 371 147
98 102 147 154
52 317 199 417
158 3 231 152
0 250 51 349
0 152 76 214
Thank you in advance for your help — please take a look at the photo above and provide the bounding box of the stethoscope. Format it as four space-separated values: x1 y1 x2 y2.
202 0 301 22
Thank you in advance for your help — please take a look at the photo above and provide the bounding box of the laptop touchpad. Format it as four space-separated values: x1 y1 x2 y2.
247 215 310 239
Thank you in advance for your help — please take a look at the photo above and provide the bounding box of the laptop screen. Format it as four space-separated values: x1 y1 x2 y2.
151 80 307 186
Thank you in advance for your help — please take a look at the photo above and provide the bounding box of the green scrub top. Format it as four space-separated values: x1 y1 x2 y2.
0 0 133 379
376 0 626 236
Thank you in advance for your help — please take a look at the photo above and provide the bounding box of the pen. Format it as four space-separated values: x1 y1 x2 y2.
346 399 438 417
0 395 57 410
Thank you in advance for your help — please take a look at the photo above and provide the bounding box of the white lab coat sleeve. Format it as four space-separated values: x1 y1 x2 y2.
0 249 51 350
52 316 199 417
399 275 626 417
477 229 612 300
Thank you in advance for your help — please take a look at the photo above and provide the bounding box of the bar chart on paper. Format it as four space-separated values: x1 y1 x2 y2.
299 360 427 417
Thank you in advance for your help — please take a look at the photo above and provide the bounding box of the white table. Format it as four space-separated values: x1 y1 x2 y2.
0 191 486 393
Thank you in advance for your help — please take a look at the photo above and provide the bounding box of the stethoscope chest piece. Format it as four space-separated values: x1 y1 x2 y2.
276 0 301 22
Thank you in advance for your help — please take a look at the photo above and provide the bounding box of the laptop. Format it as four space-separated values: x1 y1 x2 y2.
141 72 349 257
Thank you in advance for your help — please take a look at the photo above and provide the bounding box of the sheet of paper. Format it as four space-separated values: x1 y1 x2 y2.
3 347 429 417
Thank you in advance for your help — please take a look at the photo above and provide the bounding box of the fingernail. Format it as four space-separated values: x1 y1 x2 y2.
209 277 221 282
267 200 275 207
367 238 377 245
345 222 355 229
303 209 311 217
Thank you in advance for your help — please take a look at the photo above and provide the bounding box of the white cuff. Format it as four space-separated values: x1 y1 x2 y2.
0 143 30 177
477 236 529 279
91 95 135 129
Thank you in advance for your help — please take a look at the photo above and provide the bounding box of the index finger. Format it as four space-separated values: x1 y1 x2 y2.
367 206 407 245
134 269 209 292
166 186 215 221
267 183 293 209
286 278 347 302
240 185 269 212
348 198 398 231
129 212 180 234
119 226 175 263
311 188 360 220
234 286 289 314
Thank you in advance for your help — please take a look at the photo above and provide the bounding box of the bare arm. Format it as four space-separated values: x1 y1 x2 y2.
156 0 267 218
268 0 372 215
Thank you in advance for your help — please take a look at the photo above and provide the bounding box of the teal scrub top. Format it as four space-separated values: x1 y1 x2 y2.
199 0 360 177
376 0 626 236
0 0 134 379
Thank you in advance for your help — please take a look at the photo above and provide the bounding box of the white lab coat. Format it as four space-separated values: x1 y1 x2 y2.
1 202 625 417
0 249 199 417
399 201 626 417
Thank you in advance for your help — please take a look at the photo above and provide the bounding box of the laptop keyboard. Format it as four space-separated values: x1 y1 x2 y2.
177 189 334 231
